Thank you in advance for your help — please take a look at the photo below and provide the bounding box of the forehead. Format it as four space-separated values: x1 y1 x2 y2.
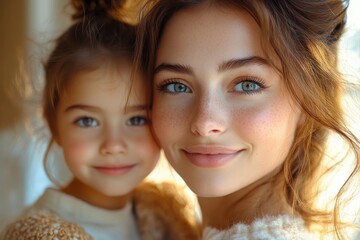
63 61 146 101
156 4 265 67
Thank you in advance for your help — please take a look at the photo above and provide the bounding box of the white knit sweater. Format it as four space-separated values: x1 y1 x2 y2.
203 215 315 240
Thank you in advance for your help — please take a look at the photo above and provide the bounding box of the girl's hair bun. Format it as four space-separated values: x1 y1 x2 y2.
71 0 125 21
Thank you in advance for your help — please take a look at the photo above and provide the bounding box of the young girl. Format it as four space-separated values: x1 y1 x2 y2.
135 0 360 239
1 0 200 239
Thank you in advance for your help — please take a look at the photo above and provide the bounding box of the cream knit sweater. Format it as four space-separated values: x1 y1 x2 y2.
203 215 315 240
1 182 200 240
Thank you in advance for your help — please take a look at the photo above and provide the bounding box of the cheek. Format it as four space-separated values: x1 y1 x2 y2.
153 109 177 137
152 97 188 145
234 108 277 136
61 136 96 161
131 130 160 162
234 103 298 147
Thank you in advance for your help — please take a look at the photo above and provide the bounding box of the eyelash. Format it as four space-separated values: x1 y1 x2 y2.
155 76 267 95
156 78 190 94
74 116 99 128
231 76 267 95
127 116 148 126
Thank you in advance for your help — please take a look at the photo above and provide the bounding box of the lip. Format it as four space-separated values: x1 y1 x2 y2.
93 164 136 176
182 145 242 168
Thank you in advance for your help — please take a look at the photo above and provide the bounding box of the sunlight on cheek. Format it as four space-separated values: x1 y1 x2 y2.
153 96 191 125
153 112 183 145
63 141 95 160
135 141 160 161
233 107 287 137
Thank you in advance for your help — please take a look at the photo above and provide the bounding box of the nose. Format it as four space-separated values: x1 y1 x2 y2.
190 92 227 136
100 131 127 156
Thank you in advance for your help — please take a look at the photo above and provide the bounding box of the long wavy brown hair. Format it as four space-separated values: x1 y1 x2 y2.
135 0 360 238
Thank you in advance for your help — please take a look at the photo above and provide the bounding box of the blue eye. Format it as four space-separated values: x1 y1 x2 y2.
75 117 98 127
160 82 190 93
127 116 147 126
234 80 262 93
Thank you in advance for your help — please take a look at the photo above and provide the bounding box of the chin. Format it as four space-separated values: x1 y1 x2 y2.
99 186 133 197
186 181 236 198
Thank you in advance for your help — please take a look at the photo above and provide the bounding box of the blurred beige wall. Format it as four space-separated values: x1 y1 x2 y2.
0 0 72 231
0 0 28 231
0 0 26 130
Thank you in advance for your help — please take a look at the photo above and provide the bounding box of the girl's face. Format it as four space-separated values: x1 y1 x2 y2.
153 5 301 197
56 61 159 198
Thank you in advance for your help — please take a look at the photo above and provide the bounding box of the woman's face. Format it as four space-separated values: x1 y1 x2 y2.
153 5 300 197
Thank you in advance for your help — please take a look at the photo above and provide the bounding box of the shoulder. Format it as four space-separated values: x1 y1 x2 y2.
1 209 93 240
203 214 316 240
133 181 201 240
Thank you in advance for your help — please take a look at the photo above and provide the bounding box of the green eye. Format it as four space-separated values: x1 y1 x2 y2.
164 82 190 93
234 80 262 93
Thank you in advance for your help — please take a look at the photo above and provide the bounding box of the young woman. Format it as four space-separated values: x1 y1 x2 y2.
1 0 200 239
135 0 360 239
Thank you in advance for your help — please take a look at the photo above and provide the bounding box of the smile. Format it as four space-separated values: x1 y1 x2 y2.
182 145 242 168
93 164 136 176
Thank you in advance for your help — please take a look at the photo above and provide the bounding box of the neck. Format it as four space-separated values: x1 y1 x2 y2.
198 172 292 230
62 179 132 210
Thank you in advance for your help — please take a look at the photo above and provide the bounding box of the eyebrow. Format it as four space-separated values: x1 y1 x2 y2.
154 63 193 75
218 56 269 72
124 104 149 113
65 104 100 113
154 56 269 75
65 104 149 113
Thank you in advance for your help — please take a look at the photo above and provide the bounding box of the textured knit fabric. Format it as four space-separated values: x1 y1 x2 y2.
2 188 140 240
1 181 201 240
203 215 315 240
1 210 92 240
